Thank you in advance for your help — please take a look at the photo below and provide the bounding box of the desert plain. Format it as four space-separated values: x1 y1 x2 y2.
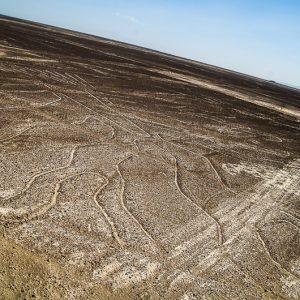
0 15 300 299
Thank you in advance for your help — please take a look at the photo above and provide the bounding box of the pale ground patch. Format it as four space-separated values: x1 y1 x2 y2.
291 259 300 276
179 292 198 300
222 160 300 195
281 275 300 299
0 207 26 215
222 162 277 179
154 69 300 119
0 189 15 198
7 56 58 63
111 260 160 289
93 261 123 281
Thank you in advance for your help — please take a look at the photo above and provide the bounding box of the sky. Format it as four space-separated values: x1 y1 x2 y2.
1 0 300 87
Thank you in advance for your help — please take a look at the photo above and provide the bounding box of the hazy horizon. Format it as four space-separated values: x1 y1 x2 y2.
1 0 300 87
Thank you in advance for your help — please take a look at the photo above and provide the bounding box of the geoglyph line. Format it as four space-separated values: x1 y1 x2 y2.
0 170 123 243
2 143 106 202
173 156 223 246
280 210 300 224
86 91 151 137
72 115 115 139
255 228 300 281
62 93 141 136
156 133 235 194
3 146 78 201
0 126 33 143
93 176 124 246
0 173 79 223
116 155 156 243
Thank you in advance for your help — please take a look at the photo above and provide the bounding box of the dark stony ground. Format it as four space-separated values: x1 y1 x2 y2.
0 15 300 300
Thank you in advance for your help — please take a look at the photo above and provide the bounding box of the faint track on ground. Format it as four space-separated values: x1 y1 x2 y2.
0 126 34 143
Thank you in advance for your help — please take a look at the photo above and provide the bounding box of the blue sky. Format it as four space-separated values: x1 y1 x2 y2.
2 0 300 87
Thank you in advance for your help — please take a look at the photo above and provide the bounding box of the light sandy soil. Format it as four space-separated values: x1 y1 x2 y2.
0 15 300 299
0 233 126 300
155 70 300 119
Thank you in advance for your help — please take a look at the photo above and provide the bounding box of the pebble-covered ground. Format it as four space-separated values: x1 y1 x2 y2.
1 15 300 300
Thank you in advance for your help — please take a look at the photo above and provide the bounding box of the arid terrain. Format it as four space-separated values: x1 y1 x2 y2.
0 15 300 300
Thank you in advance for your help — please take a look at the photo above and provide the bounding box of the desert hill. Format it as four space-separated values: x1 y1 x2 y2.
0 15 300 299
